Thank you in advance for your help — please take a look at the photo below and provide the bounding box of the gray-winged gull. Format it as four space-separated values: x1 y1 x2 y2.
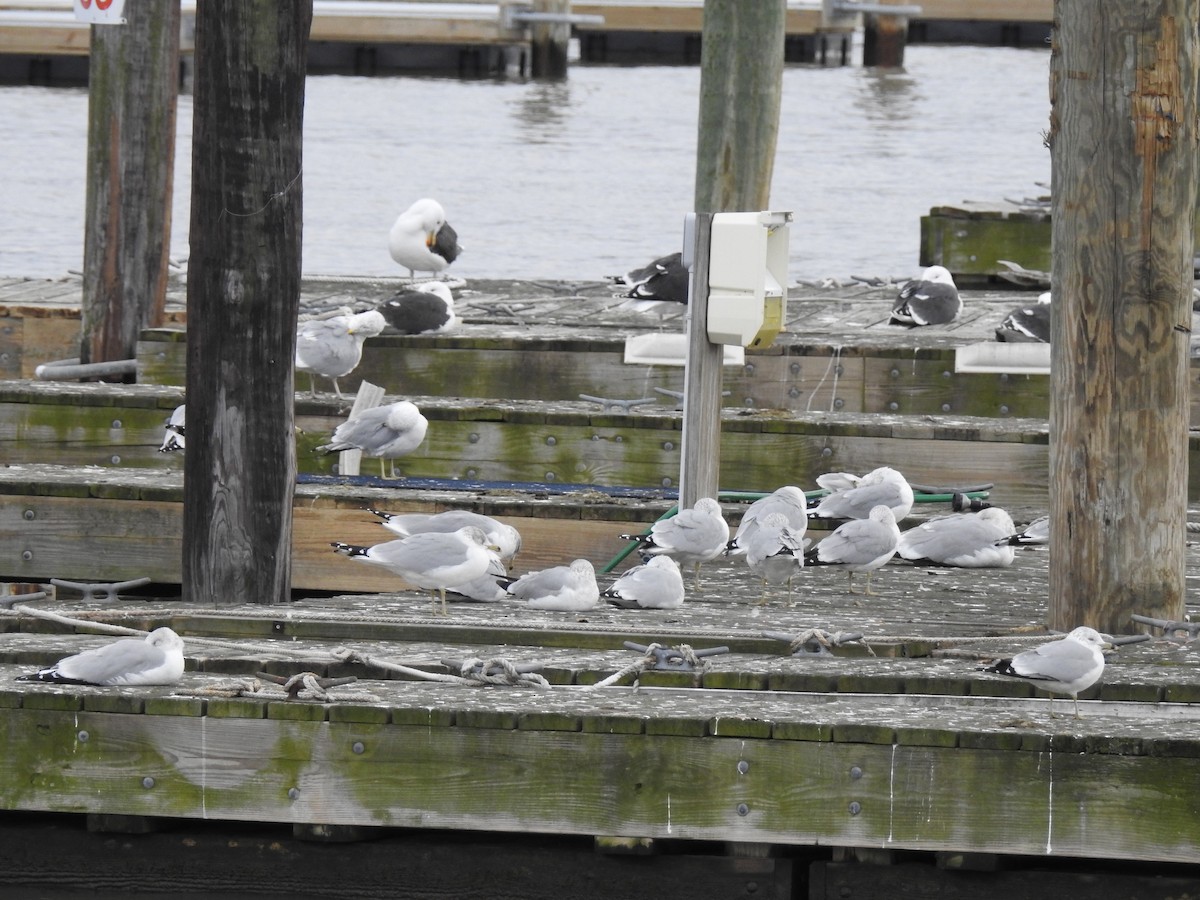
810 466 914 522
505 559 600 611
741 512 807 602
317 400 429 478
332 526 500 615
295 309 386 397
369 508 522 569
619 497 729 589
611 251 689 313
388 198 462 279
727 485 808 555
18 627 185 686
897 507 1016 568
996 291 1051 343
158 404 186 453
804 504 901 595
980 626 1112 717
376 281 457 335
1002 514 1050 546
602 556 685 610
890 265 962 326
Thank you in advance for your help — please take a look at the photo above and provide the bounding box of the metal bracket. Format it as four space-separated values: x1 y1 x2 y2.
50 577 153 602
623 641 729 671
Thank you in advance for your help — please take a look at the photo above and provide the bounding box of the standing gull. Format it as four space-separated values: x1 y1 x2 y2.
619 497 729 589
741 512 807 603
369 508 523 569
727 485 808 555
810 466 914 523
980 626 1112 717
890 265 962 326
897 507 1016 568
18 628 185 686
316 400 429 478
505 559 600 612
295 309 386 397
158 404 186 453
804 504 901 595
388 198 462 279
376 281 457 335
331 526 500 615
602 556 686 610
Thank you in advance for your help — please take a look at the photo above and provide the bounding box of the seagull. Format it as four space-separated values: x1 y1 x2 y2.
447 556 511 602
810 466 914 522
619 497 729 589
388 198 462 279
505 559 600 611
17 628 185 686
897 507 1016 567
803 504 901 595
376 281 457 335
316 400 428 478
295 309 386 397
158 404 186 453
612 252 689 314
727 485 808 555
331 526 500 615
980 626 1112 717
602 556 686 610
995 291 1051 342
369 508 522 569
1002 514 1050 546
741 512 807 603
890 265 962 326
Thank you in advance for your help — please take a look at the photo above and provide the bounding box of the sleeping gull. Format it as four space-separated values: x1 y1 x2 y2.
389 198 462 279
158 404 186 453
619 497 729 589
376 281 457 335
890 265 962 326
741 512 807 603
369 508 522 569
996 291 1051 343
897 507 1016 568
803 504 901 595
316 400 429 478
505 559 600 611
611 252 689 314
295 309 386 397
727 485 808 555
980 626 1112 717
331 526 500 615
602 556 685 610
810 466 914 522
17 627 185 686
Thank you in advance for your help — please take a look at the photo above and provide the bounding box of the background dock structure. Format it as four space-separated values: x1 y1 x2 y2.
4 274 1200 895
0 0 1052 82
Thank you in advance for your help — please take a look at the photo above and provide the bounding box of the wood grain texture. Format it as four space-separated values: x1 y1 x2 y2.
1048 2 1198 631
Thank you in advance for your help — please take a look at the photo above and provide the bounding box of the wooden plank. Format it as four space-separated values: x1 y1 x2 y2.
907 0 1052 23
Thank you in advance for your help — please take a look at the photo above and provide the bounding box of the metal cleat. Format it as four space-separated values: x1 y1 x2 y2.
578 394 658 414
0 590 47 610
1130 615 1200 643
49 577 153 602
622 641 729 671
763 628 864 657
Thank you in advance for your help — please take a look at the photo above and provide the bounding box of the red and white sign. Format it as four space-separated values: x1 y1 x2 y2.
74 0 127 25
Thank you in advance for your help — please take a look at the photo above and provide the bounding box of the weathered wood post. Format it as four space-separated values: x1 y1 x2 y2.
183 2 312 606
1048 2 1197 633
861 2 911 68
529 0 570 78
681 0 785 506
79 1 180 372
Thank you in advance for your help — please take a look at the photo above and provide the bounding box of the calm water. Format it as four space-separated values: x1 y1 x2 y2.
0 44 1050 282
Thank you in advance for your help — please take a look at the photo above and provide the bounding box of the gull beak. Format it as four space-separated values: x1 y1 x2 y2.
426 229 437 249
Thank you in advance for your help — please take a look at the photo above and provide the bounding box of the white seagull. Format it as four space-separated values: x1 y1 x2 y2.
727 485 808 555
332 526 500 615
890 265 962 326
602 556 686 610
505 559 600 611
619 497 729 589
388 198 462 279
897 507 1016 568
810 466 914 523
804 504 901 595
741 512 807 603
369 508 522 569
18 628 185 686
980 626 1112 717
158 404 186 453
316 400 429 478
376 281 457 335
295 309 387 397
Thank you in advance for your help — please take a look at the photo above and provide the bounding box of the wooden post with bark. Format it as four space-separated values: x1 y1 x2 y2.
1048 1 1197 633
529 0 570 78
79 1 180 371
183 2 312 606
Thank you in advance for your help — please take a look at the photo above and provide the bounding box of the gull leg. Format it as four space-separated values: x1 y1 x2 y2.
440 587 449 616
863 571 878 596
331 377 343 398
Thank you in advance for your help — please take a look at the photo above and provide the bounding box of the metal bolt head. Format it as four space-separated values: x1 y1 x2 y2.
352 741 365 755
288 787 300 800
77 730 89 743
737 760 749 775
848 801 861 815
849 765 862 780
23 509 35 521
142 777 155 789
737 803 750 817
